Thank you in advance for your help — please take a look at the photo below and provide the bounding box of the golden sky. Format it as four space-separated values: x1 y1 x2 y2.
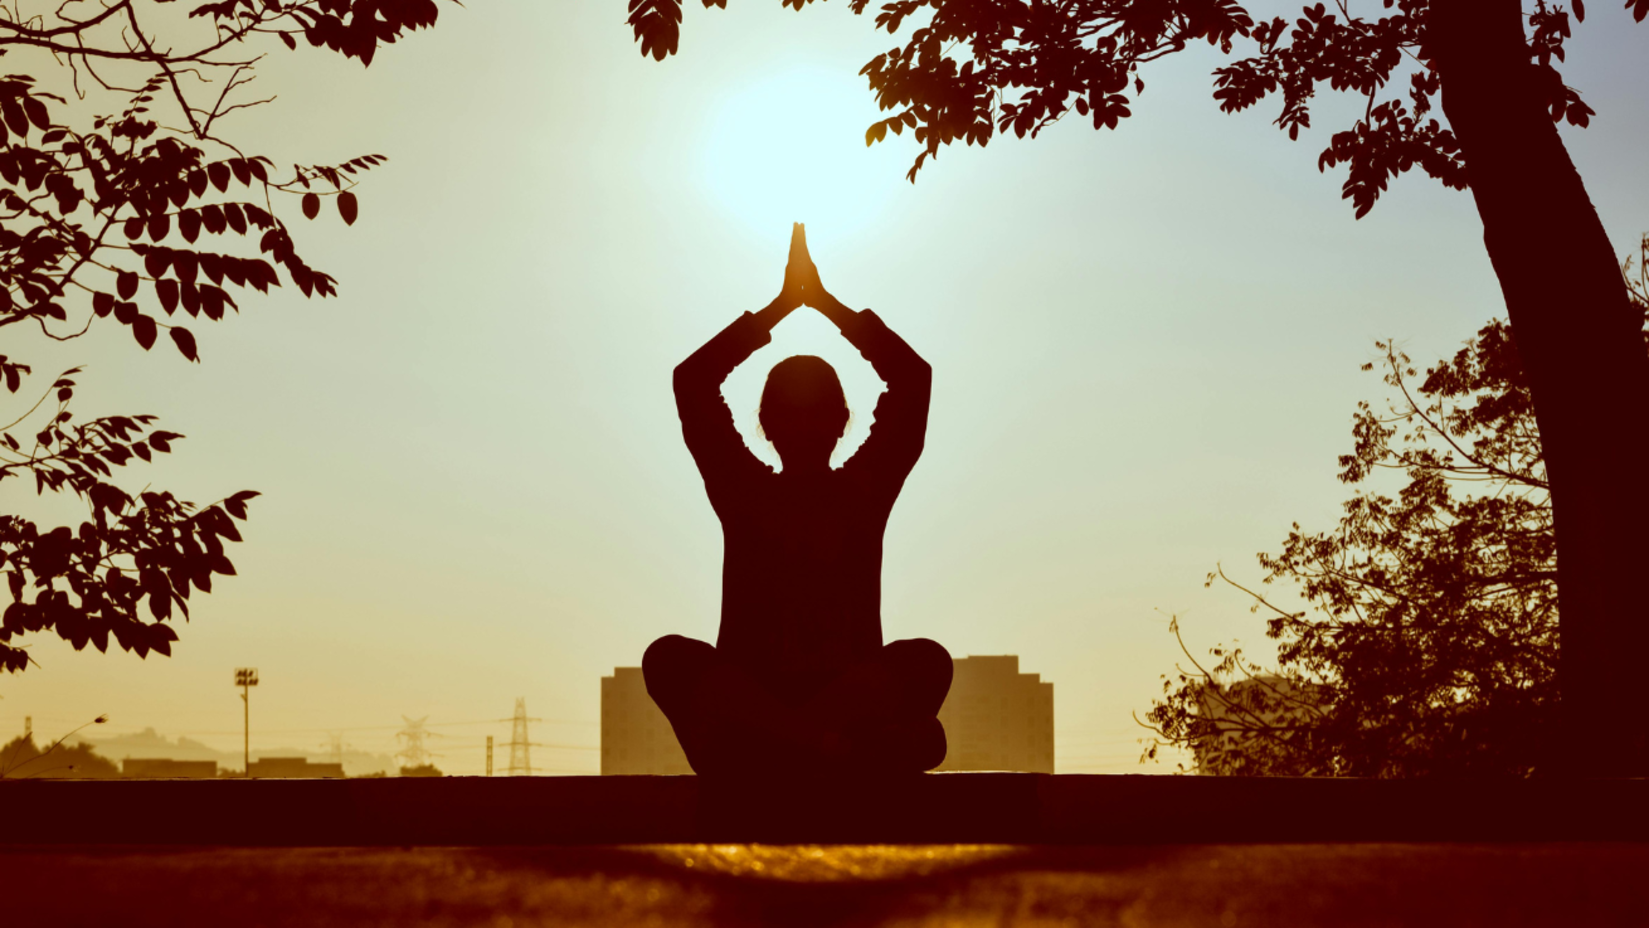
5 1 1648 774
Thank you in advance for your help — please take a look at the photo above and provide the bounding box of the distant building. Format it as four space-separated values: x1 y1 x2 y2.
398 764 443 777
936 655 1055 773
601 666 693 775
122 758 217 779
600 655 1055 775
247 757 345 778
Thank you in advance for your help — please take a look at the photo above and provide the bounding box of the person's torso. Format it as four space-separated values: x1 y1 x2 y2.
714 469 894 702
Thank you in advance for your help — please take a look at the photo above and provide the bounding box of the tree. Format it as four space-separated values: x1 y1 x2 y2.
0 715 116 777
1139 239 1649 776
1 0 445 674
626 0 1649 774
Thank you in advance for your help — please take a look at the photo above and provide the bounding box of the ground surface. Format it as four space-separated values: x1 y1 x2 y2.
9 843 1647 926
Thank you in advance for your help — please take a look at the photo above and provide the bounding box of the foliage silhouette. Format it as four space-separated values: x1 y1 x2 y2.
1141 239 1649 776
1 0 446 674
0 713 114 777
631 0 1649 774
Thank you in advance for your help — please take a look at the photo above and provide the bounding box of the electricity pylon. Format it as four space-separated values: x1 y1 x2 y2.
507 697 542 776
396 716 441 769
320 731 350 766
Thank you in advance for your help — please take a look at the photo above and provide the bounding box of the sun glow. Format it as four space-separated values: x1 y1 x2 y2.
701 67 905 242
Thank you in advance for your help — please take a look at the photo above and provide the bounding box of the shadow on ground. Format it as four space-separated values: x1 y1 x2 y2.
6 843 1646 926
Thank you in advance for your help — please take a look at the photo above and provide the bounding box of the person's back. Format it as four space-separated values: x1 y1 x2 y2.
646 225 951 776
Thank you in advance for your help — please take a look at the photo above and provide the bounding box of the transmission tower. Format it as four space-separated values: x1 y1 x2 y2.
320 731 350 766
396 716 436 769
508 698 536 776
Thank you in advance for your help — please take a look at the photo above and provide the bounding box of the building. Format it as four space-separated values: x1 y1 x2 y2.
935 655 1055 773
601 667 693 775
600 654 1056 775
121 758 217 778
246 757 346 778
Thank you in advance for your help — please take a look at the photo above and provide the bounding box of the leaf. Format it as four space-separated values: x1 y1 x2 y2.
93 292 115 317
208 162 231 193
2 98 28 138
156 279 180 315
179 210 201 243
23 96 48 130
131 314 158 350
225 490 260 519
117 271 138 300
201 204 226 235
172 252 198 286
201 285 225 320
200 253 224 285
302 193 320 219
170 326 198 362
144 249 171 279
628 0 683 60
280 31 297 50
338 191 358 225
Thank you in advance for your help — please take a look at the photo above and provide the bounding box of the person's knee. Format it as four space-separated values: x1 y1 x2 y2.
913 716 948 772
643 635 714 709
887 638 953 705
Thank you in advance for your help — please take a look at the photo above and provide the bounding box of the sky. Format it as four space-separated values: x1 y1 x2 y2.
3 0 1647 775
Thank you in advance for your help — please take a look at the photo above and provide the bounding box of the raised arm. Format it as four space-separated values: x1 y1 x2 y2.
673 226 811 500
789 226 932 484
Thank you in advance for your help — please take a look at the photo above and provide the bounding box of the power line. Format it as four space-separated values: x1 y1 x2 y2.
87 717 597 737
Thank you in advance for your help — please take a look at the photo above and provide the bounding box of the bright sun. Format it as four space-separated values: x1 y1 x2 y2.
701 67 905 243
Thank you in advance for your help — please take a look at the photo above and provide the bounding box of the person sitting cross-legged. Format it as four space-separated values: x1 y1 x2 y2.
644 223 952 777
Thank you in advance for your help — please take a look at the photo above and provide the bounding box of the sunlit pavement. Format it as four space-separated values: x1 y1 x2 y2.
9 843 1647 926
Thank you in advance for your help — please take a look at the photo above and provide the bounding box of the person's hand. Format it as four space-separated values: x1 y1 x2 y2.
789 223 856 329
780 222 819 309
755 224 810 328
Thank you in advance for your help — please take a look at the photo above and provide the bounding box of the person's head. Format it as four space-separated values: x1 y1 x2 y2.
759 355 849 471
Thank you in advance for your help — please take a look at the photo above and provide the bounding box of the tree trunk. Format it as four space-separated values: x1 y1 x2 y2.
1431 0 1649 775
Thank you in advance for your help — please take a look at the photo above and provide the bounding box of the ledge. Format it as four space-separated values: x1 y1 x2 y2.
6 773 1648 845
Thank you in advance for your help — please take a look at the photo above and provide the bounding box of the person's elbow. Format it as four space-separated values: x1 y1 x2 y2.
673 360 702 399
906 355 933 391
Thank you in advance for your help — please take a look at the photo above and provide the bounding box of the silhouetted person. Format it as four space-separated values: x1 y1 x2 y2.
645 224 952 777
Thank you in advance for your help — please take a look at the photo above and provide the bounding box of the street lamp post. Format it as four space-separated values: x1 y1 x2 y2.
235 668 258 777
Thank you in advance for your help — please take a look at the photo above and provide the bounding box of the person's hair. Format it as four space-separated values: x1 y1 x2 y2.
758 355 849 439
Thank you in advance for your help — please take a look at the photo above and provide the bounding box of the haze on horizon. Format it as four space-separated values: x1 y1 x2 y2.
3 1 1646 775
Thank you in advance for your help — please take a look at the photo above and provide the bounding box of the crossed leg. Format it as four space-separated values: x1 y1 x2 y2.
643 635 953 777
